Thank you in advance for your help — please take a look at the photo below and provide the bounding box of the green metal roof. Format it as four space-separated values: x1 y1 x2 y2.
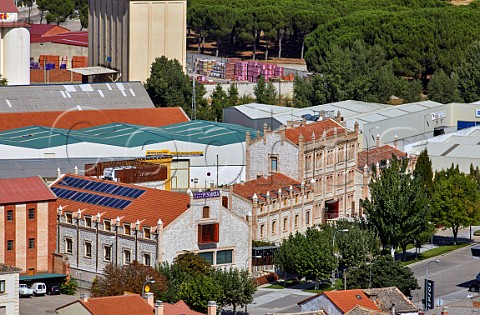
20 273 66 281
0 120 261 149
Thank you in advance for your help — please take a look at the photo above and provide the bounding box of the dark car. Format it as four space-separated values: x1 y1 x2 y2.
46 283 61 295
469 282 480 292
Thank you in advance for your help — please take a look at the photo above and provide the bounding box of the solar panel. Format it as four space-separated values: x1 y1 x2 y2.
52 186 131 210
59 175 146 199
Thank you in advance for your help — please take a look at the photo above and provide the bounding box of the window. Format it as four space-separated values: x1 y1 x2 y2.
143 253 151 266
65 238 73 254
0 280 5 294
216 250 233 265
28 238 35 249
144 228 151 239
7 240 13 251
104 220 112 232
198 251 214 265
270 156 278 172
294 215 299 228
124 224 131 235
271 221 276 235
84 242 92 258
327 150 333 166
84 216 92 228
198 223 219 244
306 211 310 225
28 208 35 220
202 206 210 219
123 249 131 265
283 217 288 231
260 224 265 238
104 246 111 261
222 196 228 208
337 146 345 163
6 210 13 221
65 212 73 224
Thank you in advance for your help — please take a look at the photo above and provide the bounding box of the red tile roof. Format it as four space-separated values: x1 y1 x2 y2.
164 300 206 315
357 145 407 169
233 173 304 202
29 24 69 37
0 1 18 13
285 119 345 145
31 30 88 47
51 174 190 228
0 108 189 131
79 294 153 315
0 176 56 205
323 290 381 314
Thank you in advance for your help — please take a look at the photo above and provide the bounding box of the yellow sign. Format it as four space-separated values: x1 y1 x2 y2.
144 285 150 293
146 150 203 157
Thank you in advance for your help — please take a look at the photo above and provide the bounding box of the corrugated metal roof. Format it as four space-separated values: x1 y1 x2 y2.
234 103 292 119
0 121 260 149
0 82 154 113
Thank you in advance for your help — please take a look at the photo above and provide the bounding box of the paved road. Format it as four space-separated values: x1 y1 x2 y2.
20 293 80 315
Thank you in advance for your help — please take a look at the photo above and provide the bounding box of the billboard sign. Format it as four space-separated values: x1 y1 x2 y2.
0 13 18 22
425 279 435 310
193 190 220 199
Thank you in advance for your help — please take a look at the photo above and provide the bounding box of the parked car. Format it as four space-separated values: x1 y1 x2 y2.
476 272 480 282
469 282 480 292
19 284 33 298
30 282 46 296
46 283 61 295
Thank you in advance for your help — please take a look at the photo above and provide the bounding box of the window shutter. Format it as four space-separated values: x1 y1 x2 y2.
213 223 219 243
198 225 203 244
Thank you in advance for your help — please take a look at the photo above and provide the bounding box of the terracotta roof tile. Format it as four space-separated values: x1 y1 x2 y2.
164 300 206 315
0 108 189 131
79 294 153 315
51 174 190 228
285 119 345 145
0 1 18 13
362 287 418 313
0 176 57 204
233 173 304 201
357 145 407 169
323 289 381 314
345 305 388 315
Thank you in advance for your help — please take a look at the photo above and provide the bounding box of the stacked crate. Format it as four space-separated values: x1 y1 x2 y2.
234 61 248 81
274 66 284 78
210 62 225 78
39 55 60 69
197 59 216 76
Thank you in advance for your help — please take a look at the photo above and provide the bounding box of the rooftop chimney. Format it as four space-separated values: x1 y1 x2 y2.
208 301 217 315
391 303 396 315
441 306 448 315
145 292 154 308
155 300 164 315
81 293 89 302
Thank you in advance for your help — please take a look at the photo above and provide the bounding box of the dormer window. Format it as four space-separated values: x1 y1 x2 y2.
124 223 131 235
144 227 151 239
85 216 92 228
104 220 111 232
65 212 73 224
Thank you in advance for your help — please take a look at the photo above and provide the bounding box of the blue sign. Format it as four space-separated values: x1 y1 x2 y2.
193 190 220 199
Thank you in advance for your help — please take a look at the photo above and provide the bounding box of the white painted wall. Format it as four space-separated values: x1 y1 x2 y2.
0 272 19 315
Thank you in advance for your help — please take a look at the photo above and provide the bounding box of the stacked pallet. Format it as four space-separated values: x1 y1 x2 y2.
72 56 87 68
234 61 248 81
197 59 216 76
247 62 285 82
39 55 60 69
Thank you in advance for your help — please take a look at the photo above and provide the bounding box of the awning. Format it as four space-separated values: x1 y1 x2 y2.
20 273 66 281
69 66 117 76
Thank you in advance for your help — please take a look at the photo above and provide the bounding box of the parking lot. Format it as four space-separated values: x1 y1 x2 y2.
20 292 80 315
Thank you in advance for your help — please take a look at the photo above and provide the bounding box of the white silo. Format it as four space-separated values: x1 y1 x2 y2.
2 27 30 85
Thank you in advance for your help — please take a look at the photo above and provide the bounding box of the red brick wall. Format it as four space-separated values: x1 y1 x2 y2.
30 69 82 84
4 205 16 267
25 203 38 274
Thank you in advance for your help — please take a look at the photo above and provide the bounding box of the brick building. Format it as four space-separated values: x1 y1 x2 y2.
246 118 360 223
52 174 250 285
0 177 57 276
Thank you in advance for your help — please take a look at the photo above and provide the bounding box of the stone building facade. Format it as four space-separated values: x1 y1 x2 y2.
246 118 360 223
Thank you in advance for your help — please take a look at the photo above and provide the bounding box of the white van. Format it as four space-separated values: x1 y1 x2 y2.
30 282 46 296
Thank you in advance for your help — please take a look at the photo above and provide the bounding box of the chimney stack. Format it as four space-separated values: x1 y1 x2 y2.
155 300 164 315
391 303 396 315
81 293 89 302
376 133 380 148
441 306 448 315
145 292 154 308
208 301 217 315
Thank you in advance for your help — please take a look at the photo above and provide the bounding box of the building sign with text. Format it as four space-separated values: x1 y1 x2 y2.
0 13 18 22
193 190 220 199
425 279 435 310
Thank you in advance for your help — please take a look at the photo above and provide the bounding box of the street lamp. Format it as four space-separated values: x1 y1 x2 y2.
142 276 155 298
332 229 349 286
366 126 379 171
244 255 261 314
425 259 440 310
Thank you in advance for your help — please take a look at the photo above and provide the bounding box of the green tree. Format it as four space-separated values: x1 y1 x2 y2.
346 255 419 296
361 156 429 260
35 0 49 24
427 69 462 103
432 165 480 244
44 0 75 25
253 77 277 104
413 149 434 199
178 274 222 313
174 251 212 276
215 268 257 313
90 261 166 299
0 75 7 86
211 84 228 122
227 84 239 107
457 41 480 103
145 56 200 117
293 74 327 108
274 228 335 287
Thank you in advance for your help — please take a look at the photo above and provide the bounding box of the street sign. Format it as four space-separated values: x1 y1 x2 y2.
425 279 435 310
193 190 220 199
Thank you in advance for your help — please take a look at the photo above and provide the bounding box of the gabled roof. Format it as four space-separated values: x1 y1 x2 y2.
0 107 189 131
232 173 305 202
51 174 190 228
0 1 18 13
0 264 21 274
323 290 380 314
0 176 56 205
285 119 345 145
164 300 206 315
29 24 69 37
357 145 407 169
345 305 387 315
59 294 153 315
363 287 418 313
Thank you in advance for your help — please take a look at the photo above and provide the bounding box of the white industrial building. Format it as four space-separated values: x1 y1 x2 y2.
0 121 259 190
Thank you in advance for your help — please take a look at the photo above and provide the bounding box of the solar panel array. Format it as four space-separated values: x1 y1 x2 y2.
58 176 146 199
51 187 132 210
